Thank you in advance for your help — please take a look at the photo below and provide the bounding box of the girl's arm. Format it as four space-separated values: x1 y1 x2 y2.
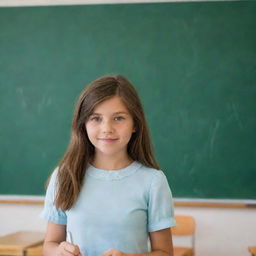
147 228 173 256
43 222 82 256
101 228 173 256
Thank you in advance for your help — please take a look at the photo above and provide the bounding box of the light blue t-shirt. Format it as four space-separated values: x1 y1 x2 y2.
40 161 176 256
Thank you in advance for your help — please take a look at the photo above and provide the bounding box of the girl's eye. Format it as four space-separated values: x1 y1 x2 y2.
114 116 125 121
91 116 101 122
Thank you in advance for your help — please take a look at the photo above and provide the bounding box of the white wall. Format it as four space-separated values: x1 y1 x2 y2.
0 203 255 256
0 204 46 235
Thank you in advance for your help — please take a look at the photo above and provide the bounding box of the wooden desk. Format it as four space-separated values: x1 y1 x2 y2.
0 231 44 256
26 245 43 256
249 247 256 256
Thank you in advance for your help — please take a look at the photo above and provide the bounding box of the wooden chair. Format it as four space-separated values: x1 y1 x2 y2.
171 215 196 256
0 231 44 256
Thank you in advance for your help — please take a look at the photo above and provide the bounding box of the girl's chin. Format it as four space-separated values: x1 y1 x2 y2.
94 148 128 157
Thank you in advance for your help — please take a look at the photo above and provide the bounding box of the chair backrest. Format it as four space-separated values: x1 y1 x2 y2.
172 215 196 236
171 215 196 255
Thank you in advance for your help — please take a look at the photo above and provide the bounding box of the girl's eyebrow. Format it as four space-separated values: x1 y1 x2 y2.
113 111 129 115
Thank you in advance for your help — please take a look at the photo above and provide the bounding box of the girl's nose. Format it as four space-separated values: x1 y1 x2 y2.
102 120 114 134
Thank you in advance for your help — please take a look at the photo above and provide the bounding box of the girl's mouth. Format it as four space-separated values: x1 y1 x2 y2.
98 138 118 142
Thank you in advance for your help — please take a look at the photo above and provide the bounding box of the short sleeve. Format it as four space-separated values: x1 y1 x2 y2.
40 168 67 225
147 171 176 232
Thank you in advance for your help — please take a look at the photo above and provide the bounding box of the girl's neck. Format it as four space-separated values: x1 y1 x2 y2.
91 154 133 170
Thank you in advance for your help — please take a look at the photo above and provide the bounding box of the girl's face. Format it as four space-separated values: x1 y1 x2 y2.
85 96 135 159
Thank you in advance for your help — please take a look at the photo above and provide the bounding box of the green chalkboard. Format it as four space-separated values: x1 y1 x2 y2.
0 2 255 199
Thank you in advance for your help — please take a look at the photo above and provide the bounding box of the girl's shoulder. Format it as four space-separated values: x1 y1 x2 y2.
50 166 59 180
137 163 167 181
46 166 60 190
136 163 170 195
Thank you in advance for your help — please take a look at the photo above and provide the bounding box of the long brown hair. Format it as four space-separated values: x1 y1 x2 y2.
53 75 160 210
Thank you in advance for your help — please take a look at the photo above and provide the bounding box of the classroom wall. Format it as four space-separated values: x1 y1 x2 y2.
0 2 255 256
0 203 255 256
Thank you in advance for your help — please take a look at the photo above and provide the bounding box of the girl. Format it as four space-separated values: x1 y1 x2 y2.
41 75 176 256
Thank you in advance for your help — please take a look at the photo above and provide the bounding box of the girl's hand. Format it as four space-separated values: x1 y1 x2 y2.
101 248 126 256
57 241 83 256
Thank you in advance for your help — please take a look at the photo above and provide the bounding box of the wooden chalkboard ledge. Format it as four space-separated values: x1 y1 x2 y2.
1 196 256 208
0 195 44 205
174 198 256 208
0 0 215 8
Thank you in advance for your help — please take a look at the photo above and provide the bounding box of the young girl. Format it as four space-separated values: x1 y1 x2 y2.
41 75 176 256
